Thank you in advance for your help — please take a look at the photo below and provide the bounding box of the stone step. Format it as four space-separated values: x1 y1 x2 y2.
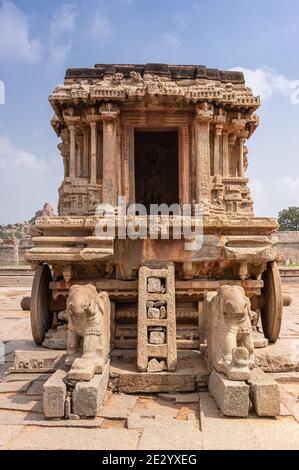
109 352 208 394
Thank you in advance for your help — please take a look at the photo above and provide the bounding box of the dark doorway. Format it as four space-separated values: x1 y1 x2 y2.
134 130 179 210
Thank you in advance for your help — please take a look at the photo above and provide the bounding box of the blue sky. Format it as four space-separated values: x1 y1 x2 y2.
0 0 298 223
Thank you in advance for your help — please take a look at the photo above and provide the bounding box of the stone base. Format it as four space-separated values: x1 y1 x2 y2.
68 357 104 381
248 368 280 416
208 370 249 417
43 369 67 419
72 361 109 417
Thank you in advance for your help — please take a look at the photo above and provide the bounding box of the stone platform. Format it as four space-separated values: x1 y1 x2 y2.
0 284 299 449
109 350 209 394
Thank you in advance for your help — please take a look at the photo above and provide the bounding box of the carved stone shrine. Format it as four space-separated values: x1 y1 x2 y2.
25 63 283 418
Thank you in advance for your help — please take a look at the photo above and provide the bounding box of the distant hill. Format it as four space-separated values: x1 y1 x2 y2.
0 203 56 240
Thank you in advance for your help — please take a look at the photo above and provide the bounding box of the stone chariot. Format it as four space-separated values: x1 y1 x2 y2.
25 63 284 418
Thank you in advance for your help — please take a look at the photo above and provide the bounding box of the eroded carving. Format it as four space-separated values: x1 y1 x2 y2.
206 285 255 380
65 284 110 380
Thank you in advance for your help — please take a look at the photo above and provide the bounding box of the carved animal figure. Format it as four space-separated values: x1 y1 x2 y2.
207 285 255 380
65 284 110 379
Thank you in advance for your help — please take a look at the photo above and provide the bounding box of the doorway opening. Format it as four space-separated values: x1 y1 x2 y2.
134 130 179 211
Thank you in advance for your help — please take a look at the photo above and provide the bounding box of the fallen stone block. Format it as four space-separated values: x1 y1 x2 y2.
11 350 65 373
73 361 109 417
248 368 280 416
208 370 249 417
43 368 67 419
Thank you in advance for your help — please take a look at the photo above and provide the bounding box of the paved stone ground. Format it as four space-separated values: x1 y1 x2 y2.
0 285 299 450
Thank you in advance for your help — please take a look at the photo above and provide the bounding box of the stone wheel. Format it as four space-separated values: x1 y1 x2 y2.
30 264 53 345
261 261 283 343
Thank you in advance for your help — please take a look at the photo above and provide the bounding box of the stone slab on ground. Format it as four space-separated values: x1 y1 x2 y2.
43 368 67 419
248 368 280 416
0 409 104 428
11 350 65 373
4 427 141 450
127 413 199 430
158 392 199 404
138 424 203 450
98 393 137 419
208 370 249 417
0 425 24 448
0 380 32 393
26 380 44 396
0 396 42 413
268 372 299 383
248 417 299 450
2 372 51 382
73 362 109 418
199 393 261 450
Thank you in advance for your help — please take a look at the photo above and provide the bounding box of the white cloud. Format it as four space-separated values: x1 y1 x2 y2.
0 1 41 63
91 9 113 42
49 3 77 67
163 32 181 48
174 12 188 32
231 66 293 101
0 136 61 223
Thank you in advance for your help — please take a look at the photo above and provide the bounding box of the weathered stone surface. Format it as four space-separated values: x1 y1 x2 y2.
149 331 165 344
147 277 161 293
0 425 23 448
147 358 166 373
5 427 141 450
208 370 249 417
206 286 254 380
43 324 67 350
0 381 31 393
138 264 177 373
0 396 42 413
73 361 109 417
248 368 280 416
11 350 65 373
26 380 44 396
66 285 110 381
138 424 203 450
147 307 160 319
98 393 137 419
119 370 195 393
43 369 67 418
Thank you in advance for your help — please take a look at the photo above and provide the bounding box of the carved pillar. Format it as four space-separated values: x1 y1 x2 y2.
69 124 76 178
213 124 223 176
83 127 89 178
101 105 119 206
179 126 190 205
238 136 245 178
222 131 229 177
90 121 97 185
228 134 237 177
76 135 82 178
195 104 213 205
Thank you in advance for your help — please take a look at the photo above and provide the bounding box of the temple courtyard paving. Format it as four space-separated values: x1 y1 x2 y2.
0 283 298 450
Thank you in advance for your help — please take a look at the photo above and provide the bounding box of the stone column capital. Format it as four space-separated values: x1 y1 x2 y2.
100 103 120 121
196 102 214 122
215 123 223 136
89 121 97 129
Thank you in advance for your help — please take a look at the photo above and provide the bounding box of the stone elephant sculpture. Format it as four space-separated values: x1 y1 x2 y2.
65 284 110 380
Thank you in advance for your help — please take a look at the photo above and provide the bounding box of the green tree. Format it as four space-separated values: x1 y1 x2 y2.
278 207 299 231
